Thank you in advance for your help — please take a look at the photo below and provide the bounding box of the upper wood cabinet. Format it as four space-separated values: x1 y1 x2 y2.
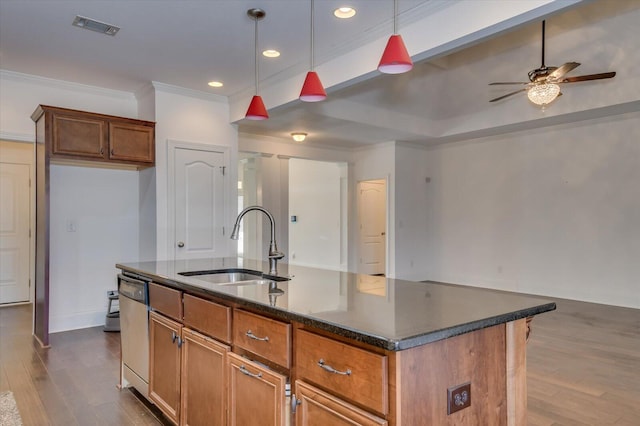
31 105 155 168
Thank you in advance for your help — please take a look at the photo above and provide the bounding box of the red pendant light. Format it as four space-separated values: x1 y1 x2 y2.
245 8 269 120
300 71 326 102
245 95 268 120
300 0 326 102
378 0 413 74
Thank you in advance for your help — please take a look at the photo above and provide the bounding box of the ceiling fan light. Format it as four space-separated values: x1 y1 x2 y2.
378 34 413 74
245 95 269 120
300 71 327 102
527 83 561 106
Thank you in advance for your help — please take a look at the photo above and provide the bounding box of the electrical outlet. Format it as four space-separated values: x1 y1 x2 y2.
447 382 471 415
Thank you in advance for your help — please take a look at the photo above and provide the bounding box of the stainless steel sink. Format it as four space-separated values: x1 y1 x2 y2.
178 268 288 286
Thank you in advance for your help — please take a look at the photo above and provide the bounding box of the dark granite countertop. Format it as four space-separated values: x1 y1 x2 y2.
116 257 555 351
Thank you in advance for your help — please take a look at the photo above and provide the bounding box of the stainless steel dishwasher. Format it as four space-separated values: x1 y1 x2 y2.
118 273 150 398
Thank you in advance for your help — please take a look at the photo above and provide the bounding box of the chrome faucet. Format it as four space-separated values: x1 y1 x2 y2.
230 206 284 276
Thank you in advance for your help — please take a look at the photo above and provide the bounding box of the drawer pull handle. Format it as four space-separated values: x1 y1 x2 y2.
317 359 351 376
239 365 262 379
246 330 269 342
171 331 178 343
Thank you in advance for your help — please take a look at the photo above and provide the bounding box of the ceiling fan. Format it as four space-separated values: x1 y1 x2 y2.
489 20 616 106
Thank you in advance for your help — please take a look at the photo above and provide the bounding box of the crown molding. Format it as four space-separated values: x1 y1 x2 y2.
0 131 35 143
151 81 228 104
0 69 136 101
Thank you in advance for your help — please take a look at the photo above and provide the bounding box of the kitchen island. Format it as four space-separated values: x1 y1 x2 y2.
117 257 555 425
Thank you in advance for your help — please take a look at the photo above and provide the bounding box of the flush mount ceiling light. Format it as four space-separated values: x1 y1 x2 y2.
72 15 120 36
378 0 413 74
291 132 307 142
245 8 268 120
263 49 280 58
300 0 327 102
208 81 223 88
334 7 356 19
527 83 561 106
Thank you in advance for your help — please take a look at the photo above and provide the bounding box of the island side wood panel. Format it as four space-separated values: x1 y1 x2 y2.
394 323 507 425
506 318 528 426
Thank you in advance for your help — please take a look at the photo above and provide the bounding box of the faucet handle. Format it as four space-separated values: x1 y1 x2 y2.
269 251 285 260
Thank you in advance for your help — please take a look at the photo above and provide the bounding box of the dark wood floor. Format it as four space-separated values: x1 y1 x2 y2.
1 298 638 425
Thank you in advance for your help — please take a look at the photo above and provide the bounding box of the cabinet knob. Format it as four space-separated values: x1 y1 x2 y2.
291 395 301 414
177 241 185 248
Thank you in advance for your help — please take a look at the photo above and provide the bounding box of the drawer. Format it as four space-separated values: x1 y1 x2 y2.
295 380 388 425
149 282 182 321
295 329 388 415
183 294 232 343
233 309 291 368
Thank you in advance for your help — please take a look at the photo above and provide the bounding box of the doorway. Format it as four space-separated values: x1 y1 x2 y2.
288 158 347 270
357 179 387 276
168 141 228 260
0 141 33 305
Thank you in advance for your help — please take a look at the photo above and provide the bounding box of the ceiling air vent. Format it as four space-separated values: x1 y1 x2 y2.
72 15 120 36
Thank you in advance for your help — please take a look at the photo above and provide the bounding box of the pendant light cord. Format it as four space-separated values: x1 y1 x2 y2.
254 16 259 95
541 20 546 68
310 0 315 70
393 0 398 35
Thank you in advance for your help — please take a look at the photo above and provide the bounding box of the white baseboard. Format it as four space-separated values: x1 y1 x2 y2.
49 310 107 333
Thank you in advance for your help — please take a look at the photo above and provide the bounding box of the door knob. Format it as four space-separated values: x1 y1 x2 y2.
177 241 185 248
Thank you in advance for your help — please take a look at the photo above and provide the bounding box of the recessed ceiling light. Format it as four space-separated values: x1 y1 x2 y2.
208 81 223 88
334 7 356 19
263 49 280 58
72 15 120 36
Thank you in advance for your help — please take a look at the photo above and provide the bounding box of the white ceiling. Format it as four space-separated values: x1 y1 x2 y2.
1 0 638 149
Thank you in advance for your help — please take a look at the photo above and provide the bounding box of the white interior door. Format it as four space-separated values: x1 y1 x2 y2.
358 179 386 276
0 162 31 304
173 146 226 260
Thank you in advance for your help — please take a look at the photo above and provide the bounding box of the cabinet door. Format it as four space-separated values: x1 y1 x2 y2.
149 311 182 425
109 121 154 164
227 352 287 426
52 111 107 159
295 381 387 426
180 328 229 426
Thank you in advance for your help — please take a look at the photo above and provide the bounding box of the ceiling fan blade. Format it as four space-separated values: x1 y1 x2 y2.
559 72 616 83
489 88 527 102
548 62 580 80
489 82 529 85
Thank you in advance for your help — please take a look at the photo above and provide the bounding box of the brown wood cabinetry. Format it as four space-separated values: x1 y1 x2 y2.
294 380 387 426
183 294 231 344
51 110 106 158
181 328 229 426
31 105 155 348
141 279 529 426
32 105 155 168
149 311 182 425
295 329 388 416
227 352 287 426
108 120 154 163
233 309 291 368
150 282 183 322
